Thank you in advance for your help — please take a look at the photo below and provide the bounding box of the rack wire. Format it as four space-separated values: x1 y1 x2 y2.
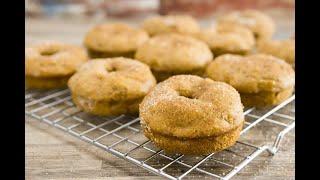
25 89 295 180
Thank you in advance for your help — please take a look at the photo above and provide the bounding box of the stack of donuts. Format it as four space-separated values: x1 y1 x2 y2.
25 10 295 155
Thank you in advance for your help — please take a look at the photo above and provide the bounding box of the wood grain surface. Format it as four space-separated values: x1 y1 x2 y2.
25 10 295 180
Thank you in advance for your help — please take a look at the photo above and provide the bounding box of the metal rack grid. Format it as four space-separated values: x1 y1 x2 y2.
25 89 295 180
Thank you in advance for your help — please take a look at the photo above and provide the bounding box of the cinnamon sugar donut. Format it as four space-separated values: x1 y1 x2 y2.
135 33 213 81
84 23 149 58
257 39 295 67
206 54 295 107
68 57 156 116
142 15 200 37
197 23 255 56
217 10 275 40
25 41 88 89
140 75 244 155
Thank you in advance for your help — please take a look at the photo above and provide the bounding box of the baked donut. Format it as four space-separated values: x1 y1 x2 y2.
140 75 244 155
206 54 295 108
135 33 213 81
257 39 295 67
25 41 88 89
84 23 149 58
142 15 200 37
217 10 275 40
197 23 255 56
68 57 156 116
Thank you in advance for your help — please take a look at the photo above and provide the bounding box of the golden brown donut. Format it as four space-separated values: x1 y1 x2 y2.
217 9 275 40
68 57 156 116
135 33 213 81
257 39 295 67
205 54 295 107
142 15 200 36
197 23 255 56
84 23 149 58
140 75 244 155
25 41 88 89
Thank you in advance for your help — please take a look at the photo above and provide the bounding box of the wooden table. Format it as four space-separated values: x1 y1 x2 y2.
26 11 295 179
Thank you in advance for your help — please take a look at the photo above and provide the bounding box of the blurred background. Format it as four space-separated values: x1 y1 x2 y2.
25 0 295 44
26 0 294 18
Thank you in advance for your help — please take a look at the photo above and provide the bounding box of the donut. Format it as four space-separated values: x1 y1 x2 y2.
135 33 213 81
257 39 295 67
84 23 149 58
140 75 244 155
25 41 88 89
206 54 295 107
197 23 255 56
68 57 156 116
217 10 275 40
142 15 200 37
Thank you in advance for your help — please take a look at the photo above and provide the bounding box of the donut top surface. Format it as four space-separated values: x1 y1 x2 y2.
197 23 255 52
68 57 156 101
84 23 149 53
25 41 88 77
217 9 275 39
142 15 200 36
135 33 213 72
140 75 244 138
257 39 295 65
206 54 295 93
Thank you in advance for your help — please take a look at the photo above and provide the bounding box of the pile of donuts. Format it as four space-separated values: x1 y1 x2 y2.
25 10 295 155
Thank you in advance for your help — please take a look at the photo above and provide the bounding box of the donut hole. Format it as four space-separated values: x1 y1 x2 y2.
40 49 59 56
106 66 118 73
178 90 195 99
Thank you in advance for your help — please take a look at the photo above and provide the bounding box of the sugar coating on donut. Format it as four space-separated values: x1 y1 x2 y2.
142 15 200 36
84 23 149 54
217 10 275 40
197 23 255 55
206 54 295 94
25 41 88 77
68 57 156 115
135 34 213 74
257 39 295 66
140 75 244 138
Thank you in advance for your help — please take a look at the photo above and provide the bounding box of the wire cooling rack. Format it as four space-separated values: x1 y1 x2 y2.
25 89 295 179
